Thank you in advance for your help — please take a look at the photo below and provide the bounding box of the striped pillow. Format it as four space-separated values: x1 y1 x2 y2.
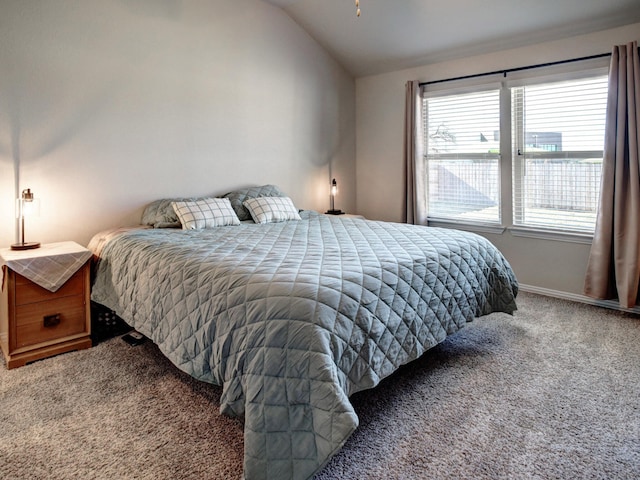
172 198 240 230
243 196 301 224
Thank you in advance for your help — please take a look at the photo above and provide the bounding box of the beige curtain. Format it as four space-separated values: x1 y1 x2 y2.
584 41 640 308
403 80 427 224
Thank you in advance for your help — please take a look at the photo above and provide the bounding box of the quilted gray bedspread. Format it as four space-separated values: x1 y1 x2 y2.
91 211 517 480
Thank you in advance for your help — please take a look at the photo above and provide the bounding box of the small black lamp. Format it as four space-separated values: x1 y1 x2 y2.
325 178 344 215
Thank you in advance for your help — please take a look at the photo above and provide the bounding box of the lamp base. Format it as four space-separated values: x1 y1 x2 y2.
11 241 41 251
325 209 344 215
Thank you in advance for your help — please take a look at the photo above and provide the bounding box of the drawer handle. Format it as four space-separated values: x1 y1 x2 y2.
43 314 61 328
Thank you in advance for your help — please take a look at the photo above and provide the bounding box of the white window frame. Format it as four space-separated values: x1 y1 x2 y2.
508 68 608 239
420 58 609 243
422 79 504 231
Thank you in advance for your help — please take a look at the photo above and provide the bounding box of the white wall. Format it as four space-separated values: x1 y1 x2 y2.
355 23 640 296
0 0 356 248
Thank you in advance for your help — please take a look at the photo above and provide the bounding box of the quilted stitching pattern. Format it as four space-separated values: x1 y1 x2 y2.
91 211 518 480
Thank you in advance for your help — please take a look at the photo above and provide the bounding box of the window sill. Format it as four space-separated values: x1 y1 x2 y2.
508 226 593 244
427 219 506 235
425 220 594 244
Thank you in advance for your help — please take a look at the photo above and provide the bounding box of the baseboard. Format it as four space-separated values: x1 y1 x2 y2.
518 283 640 315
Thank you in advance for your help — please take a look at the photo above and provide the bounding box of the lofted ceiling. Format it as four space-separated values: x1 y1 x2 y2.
263 0 640 77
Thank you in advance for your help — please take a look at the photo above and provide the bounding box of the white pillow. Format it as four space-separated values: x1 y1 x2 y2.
172 198 240 230
242 196 302 224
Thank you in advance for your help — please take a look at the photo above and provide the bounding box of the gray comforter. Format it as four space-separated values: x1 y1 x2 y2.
91 211 518 479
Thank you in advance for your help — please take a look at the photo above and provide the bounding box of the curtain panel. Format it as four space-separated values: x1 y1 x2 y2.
584 41 640 308
403 80 427 225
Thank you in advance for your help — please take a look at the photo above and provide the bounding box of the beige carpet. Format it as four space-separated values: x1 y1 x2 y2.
1 292 639 479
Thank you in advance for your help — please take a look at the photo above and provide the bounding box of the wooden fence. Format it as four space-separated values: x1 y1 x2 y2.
429 159 601 213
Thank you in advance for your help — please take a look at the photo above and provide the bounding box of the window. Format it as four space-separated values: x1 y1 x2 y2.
423 88 501 224
512 76 608 233
421 66 608 237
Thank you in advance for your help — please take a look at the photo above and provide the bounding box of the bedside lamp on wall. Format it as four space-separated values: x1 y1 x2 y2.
326 178 344 215
11 188 41 251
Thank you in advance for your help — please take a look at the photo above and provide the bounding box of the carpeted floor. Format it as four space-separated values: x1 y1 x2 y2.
1 292 639 479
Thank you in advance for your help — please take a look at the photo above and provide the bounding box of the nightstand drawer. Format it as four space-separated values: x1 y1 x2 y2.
15 294 86 348
15 269 84 306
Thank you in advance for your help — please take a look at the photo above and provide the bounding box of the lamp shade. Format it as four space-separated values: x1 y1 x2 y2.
16 194 40 218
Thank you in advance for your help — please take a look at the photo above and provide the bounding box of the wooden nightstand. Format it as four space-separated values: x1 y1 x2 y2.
0 242 92 369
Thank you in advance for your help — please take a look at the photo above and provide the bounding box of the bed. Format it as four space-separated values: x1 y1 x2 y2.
90 186 518 480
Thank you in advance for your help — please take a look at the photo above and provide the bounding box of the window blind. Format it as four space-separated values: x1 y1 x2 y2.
423 89 501 224
512 76 608 233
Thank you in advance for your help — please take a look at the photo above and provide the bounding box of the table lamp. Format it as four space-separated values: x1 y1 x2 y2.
325 178 344 215
11 188 41 250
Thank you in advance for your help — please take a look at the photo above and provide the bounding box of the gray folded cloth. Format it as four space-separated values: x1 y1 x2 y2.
1 242 92 292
